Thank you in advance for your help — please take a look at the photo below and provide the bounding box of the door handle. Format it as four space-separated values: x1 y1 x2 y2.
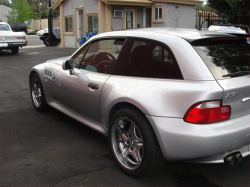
88 83 98 90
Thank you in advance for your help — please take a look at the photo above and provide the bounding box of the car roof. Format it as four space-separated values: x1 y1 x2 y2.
96 28 237 43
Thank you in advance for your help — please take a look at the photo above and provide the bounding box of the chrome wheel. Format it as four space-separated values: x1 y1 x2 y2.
31 77 42 107
111 117 144 170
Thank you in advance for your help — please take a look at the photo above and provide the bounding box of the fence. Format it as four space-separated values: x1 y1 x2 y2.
195 9 250 29
29 17 60 31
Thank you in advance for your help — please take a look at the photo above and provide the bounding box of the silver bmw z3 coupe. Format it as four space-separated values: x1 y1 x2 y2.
29 28 250 176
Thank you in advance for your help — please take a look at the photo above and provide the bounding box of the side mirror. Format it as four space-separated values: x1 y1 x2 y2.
62 59 75 70
62 59 75 75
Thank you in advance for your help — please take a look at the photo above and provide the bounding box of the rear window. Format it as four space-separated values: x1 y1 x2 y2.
193 41 250 80
0 24 11 31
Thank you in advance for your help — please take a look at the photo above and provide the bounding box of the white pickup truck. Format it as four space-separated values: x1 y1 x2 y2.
0 22 27 54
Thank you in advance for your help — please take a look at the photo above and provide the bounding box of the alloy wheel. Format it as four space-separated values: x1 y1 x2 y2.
111 117 144 170
31 78 42 107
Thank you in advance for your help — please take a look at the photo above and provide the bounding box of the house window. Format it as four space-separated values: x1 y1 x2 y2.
155 7 162 20
65 16 73 33
87 15 98 33
152 5 164 23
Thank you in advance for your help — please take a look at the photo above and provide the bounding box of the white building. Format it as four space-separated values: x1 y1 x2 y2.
0 5 11 22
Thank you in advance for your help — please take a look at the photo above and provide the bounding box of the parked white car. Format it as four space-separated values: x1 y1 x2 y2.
27 28 35 34
0 22 27 54
36 28 48 36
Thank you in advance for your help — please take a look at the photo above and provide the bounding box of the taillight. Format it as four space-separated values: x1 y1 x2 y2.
16 36 26 39
184 100 231 124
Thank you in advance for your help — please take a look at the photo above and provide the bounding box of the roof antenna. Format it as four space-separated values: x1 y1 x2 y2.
198 19 208 31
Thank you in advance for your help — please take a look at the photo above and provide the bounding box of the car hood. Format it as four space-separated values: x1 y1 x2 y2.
47 56 71 66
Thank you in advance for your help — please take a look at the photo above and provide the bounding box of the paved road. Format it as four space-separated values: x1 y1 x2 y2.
0 47 249 187
26 35 44 47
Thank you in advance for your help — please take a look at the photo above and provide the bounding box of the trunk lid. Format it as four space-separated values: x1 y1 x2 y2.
192 38 250 119
217 76 250 119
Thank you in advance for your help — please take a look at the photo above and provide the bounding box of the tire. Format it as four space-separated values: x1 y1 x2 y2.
30 73 48 111
11 47 19 54
53 38 61 46
109 107 166 176
43 35 50 46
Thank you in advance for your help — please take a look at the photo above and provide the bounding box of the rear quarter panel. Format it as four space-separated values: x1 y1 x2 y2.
100 76 223 129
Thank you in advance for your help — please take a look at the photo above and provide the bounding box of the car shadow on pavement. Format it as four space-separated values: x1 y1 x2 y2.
44 107 250 187
0 50 15 56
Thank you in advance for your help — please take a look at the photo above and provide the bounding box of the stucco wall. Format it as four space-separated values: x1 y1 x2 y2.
137 7 143 28
0 5 11 22
63 0 98 48
153 3 196 29
111 5 123 31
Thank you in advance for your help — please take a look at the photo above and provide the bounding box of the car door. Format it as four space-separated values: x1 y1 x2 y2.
55 38 126 122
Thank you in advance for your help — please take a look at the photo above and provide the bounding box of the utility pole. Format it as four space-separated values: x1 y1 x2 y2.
39 0 42 30
48 0 52 46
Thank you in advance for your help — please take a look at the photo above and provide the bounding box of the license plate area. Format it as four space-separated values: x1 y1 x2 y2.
0 43 8 47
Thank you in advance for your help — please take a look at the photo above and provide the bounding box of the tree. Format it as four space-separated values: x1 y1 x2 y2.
0 0 11 7
6 0 34 22
207 0 249 26
207 0 250 12
26 0 49 19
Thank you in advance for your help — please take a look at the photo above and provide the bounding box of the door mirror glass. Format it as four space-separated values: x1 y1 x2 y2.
63 59 75 70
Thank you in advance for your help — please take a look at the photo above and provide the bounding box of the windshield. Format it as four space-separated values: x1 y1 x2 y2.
0 24 11 31
194 41 250 80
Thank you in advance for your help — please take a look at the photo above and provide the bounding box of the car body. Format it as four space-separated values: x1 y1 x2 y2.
29 28 250 176
39 27 61 46
0 22 27 54
27 28 35 34
8 22 27 33
36 28 48 36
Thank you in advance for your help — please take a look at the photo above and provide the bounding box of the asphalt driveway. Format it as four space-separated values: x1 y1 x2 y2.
0 46 249 187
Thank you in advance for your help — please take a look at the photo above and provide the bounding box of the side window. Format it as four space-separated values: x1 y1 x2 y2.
81 38 125 74
113 38 183 79
72 43 89 68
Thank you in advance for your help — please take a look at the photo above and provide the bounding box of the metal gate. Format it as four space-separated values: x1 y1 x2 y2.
195 9 250 29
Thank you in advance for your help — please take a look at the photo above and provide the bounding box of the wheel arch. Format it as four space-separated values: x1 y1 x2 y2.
107 101 166 171
29 70 40 84
108 102 155 135
108 102 142 127
29 68 46 90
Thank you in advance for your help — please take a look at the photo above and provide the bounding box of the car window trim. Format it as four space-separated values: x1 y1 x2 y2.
72 43 91 69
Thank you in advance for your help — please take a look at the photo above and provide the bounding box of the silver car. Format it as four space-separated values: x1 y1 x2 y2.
29 28 250 176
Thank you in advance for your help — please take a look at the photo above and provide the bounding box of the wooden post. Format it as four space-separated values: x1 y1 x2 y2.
60 3 65 47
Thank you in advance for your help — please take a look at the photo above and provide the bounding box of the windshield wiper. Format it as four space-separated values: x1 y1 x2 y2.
222 71 250 78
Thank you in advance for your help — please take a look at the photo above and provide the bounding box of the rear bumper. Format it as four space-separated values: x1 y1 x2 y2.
147 114 250 163
0 42 27 49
